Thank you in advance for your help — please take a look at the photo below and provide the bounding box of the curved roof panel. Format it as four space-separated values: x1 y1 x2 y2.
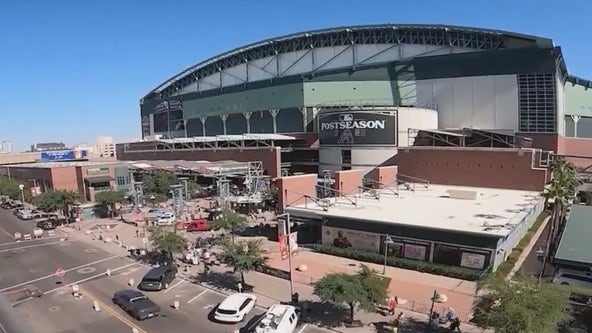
143 24 553 100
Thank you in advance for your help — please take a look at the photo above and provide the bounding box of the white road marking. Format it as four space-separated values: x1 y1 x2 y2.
187 290 208 304
203 304 215 309
0 240 72 253
163 279 186 293
0 237 61 247
0 255 120 291
10 262 139 306
296 323 308 333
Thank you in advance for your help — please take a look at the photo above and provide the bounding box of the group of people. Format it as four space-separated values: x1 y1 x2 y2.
385 296 462 332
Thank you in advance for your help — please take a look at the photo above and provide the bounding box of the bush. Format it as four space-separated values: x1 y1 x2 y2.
312 243 483 281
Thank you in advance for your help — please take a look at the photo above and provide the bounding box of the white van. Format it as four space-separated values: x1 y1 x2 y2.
552 268 592 289
255 304 299 333
156 213 176 226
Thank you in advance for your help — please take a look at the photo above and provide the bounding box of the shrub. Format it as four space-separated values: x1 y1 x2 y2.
312 243 483 281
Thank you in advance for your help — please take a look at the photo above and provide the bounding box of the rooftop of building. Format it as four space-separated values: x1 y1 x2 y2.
285 184 542 237
7 161 122 169
554 204 592 265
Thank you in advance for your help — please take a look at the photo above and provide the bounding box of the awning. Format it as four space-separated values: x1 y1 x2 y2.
85 176 114 183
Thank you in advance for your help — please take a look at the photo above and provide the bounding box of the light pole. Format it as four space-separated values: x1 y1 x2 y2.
382 235 394 275
276 213 294 299
18 184 25 203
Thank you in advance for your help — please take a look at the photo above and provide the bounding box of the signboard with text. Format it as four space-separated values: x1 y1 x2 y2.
39 150 87 161
318 111 397 146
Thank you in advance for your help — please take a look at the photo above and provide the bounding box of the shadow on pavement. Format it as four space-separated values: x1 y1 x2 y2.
299 300 349 328
193 271 244 293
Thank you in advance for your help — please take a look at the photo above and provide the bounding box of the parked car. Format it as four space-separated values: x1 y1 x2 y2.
254 304 299 333
36 219 63 230
156 213 176 226
553 269 592 288
138 265 178 291
112 290 160 320
214 293 258 323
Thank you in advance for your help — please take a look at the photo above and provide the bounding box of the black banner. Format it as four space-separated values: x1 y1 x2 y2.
255 265 291 281
318 111 397 146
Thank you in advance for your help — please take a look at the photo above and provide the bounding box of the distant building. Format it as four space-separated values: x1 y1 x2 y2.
94 137 116 158
0 141 13 154
31 142 68 152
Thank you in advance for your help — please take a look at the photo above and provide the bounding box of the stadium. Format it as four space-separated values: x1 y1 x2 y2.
121 24 592 185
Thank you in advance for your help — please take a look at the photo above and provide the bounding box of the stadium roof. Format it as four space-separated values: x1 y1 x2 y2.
143 24 555 100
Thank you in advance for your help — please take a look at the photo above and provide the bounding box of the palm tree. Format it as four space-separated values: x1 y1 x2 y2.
540 158 578 279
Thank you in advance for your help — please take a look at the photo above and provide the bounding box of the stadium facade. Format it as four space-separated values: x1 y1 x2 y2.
128 24 592 178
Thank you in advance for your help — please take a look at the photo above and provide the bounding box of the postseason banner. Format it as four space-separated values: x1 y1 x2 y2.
318 111 397 146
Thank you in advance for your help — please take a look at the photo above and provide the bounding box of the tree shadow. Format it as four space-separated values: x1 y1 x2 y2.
191 271 247 293
298 300 350 328
400 316 446 332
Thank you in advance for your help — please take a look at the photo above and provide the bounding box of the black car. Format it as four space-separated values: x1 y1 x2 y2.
138 265 178 291
36 218 66 230
112 290 160 320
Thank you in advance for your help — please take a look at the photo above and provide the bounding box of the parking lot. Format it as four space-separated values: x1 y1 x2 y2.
14 260 331 333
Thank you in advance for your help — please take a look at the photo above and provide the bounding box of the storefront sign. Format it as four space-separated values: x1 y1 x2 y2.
460 252 487 270
318 111 397 146
87 167 109 176
404 244 428 261
322 226 380 252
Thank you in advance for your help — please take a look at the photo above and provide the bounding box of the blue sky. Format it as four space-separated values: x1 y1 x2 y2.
1 0 591 151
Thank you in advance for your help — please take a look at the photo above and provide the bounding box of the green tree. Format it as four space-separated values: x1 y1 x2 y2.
473 275 570 333
218 238 267 285
210 208 248 242
541 158 578 278
313 265 388 323
0 177 30 201
147 226 186 253
33 190 83 215
95 190 127 217
186 179 202 199
141 170 177 196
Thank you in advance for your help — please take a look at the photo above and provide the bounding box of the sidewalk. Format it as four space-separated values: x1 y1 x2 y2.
60 219 490 333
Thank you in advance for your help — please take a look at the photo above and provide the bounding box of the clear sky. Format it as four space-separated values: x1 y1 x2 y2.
1 0 591 151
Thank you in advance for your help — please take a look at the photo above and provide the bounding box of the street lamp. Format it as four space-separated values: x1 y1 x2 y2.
382 235 394 275
18 184 25 203
149 195 156 208
276 213 294 300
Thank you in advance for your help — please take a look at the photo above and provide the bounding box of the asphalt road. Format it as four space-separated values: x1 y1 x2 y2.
1 207 328 333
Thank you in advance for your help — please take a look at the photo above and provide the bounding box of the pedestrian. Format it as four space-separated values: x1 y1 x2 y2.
449 317 462 332
135 229 139 238
388 296 398 315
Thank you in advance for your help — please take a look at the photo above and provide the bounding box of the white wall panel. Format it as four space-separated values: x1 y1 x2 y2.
248 56 276 81
354 44 380 64
279 50 313 76
176 82 197 95
471 76 495 127
556 76 566 135
415 74 519 130
314 45 350 71
493 75 519 130
360 44 400 64
452 77 474 128
222 64 247 87
351 148 396 175
199 72 221 92
401 44 428 59
397 108 438 147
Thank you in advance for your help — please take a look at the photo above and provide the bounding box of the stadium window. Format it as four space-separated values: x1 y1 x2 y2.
116 177 126 186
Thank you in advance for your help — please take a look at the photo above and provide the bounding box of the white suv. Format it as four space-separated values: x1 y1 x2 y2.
552 269 592 289
214 293 257 323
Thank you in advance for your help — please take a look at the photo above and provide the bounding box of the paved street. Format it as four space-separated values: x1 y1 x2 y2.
0 207 327 333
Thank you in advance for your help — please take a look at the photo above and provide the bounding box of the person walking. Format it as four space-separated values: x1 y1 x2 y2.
388 296 398 315
449 317 462 332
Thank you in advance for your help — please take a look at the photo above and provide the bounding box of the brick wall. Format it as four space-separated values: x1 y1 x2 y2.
50 167 80 192
276 174 317 212
397 147 547 191
372 166 398 188
334 169 363 195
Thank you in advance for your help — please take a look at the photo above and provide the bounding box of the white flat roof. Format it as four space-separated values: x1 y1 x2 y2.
158 134 295 144
8 161 121 168
285 184 542 237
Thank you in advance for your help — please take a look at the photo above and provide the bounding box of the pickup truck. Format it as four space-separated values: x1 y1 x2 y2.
112 290 160 320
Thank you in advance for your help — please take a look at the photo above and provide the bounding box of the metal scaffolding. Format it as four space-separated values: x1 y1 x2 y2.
409 128 533 148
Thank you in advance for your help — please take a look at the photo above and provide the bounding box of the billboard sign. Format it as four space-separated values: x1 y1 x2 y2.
39 150 87 161
318 111 397 146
